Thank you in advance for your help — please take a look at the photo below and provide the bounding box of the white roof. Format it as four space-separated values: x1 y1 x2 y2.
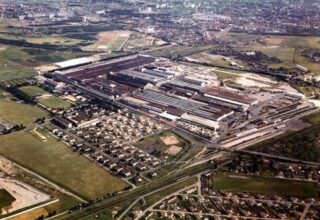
181 113 219 129
159 112 180 121
55 57 93 68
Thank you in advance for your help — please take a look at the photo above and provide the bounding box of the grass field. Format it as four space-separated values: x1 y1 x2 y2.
213 174 318 198
0 46 92 82
0 47 36 81
0 100 49 125
38 96 71 110
0 189 16 213
17 86 47 98
0 130 128 200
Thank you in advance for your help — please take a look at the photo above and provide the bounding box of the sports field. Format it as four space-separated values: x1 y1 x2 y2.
38 96 71 110
134 130 189 159
83 31 132 52
17 86 47 98
212 174 318 198
0 100 49 125
0 130 128 200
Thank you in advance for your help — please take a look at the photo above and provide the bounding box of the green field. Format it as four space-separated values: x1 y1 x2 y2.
213 174 318 198
38 96 71 110
0 100 49 125
0 46 92 82
0 189 16 213
17 86 47 98
0 130 128 200
0 47 36 81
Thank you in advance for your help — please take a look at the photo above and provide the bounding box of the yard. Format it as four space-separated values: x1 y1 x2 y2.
0 100 49 125
0 130 128 200
212 173 318 198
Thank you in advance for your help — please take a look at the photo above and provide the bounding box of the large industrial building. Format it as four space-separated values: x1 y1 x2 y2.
46 54 261 134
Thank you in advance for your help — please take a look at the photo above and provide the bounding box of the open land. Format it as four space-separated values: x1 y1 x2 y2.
0 130 128 200
0 46 92 82
212 173 319 198
0 100 49 125
83 31 132 52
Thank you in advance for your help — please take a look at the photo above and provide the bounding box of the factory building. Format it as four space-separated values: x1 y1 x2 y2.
181 113 219 130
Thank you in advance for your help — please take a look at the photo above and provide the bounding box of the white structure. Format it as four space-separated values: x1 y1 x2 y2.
181 113 219 130
296 64 308 72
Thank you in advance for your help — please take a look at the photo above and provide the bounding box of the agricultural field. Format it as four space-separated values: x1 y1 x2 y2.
0 189 15 214
0 29 90 47
212 173 319 198
220 33 320 75
0 129 128 200
25 36 89 47
0 100 49 125
38 95 71 110
0 47 36 81
250 35 320 74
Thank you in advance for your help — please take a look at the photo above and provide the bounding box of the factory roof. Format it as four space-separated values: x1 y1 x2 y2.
159 112 180 121
55 57 94 69
119 70 163 83
181 113 219 129
202 86 256 105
